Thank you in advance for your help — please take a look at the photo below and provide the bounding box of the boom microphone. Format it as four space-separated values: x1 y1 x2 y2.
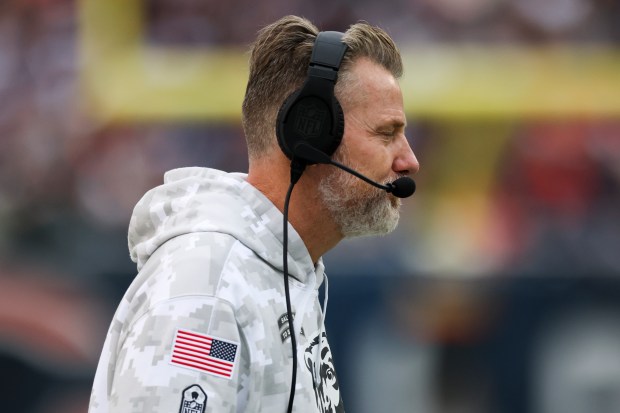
293 142 416 198
388 176 416 198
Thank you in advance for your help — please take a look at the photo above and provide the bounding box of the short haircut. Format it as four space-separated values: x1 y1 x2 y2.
242 15 403 161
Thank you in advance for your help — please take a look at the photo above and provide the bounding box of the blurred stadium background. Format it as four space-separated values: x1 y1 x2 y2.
1 0 620 412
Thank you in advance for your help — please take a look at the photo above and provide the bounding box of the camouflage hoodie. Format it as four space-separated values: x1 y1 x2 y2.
89 167 344 413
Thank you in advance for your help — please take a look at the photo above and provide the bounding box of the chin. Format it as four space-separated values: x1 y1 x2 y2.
340 194 400 239
319 168 402 238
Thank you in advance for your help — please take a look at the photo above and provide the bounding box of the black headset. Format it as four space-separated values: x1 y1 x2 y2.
276 31 348 413
276 31 348 164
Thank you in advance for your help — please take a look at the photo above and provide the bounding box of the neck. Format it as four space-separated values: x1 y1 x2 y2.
248 154 343 264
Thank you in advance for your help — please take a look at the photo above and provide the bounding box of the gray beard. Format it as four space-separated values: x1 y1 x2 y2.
318 152 400 238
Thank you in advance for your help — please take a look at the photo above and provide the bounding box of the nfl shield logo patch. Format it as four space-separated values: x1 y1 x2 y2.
179 384 206 413
295 100 327 138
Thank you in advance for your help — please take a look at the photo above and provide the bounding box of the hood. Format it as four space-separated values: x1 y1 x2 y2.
128 167 322 285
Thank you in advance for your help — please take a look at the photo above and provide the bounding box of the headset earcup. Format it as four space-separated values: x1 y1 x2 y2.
276 92 345 162
276 91 299 160
327 96 344 156
275 30 348 164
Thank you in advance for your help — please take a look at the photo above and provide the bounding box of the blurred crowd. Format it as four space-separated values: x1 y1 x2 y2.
0 0 619 412
144 0 620 45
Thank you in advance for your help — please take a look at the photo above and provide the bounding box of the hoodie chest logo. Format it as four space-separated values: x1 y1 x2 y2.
304 332 345 413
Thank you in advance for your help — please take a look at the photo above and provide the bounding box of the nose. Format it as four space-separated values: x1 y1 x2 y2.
392 135 420 176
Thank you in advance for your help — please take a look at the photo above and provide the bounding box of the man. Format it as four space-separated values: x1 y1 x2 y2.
89 15 419 413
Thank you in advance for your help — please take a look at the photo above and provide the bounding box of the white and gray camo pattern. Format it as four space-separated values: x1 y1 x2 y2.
89 167 344 413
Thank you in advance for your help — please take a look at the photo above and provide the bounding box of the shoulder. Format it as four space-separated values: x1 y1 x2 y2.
140 232 256 298
120 231 281 334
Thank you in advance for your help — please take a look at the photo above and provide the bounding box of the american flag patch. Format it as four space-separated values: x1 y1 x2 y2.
170 329 238 379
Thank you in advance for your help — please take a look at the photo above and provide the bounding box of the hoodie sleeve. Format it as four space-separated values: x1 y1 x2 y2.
106 295 249 413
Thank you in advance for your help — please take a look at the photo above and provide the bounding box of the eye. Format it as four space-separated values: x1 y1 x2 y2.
377 130 396 141
379 128 395 136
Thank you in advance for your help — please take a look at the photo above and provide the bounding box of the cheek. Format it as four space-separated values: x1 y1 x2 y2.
340 144 391 180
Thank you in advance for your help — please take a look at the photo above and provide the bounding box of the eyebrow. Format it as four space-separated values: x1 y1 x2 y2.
379 119 407 130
